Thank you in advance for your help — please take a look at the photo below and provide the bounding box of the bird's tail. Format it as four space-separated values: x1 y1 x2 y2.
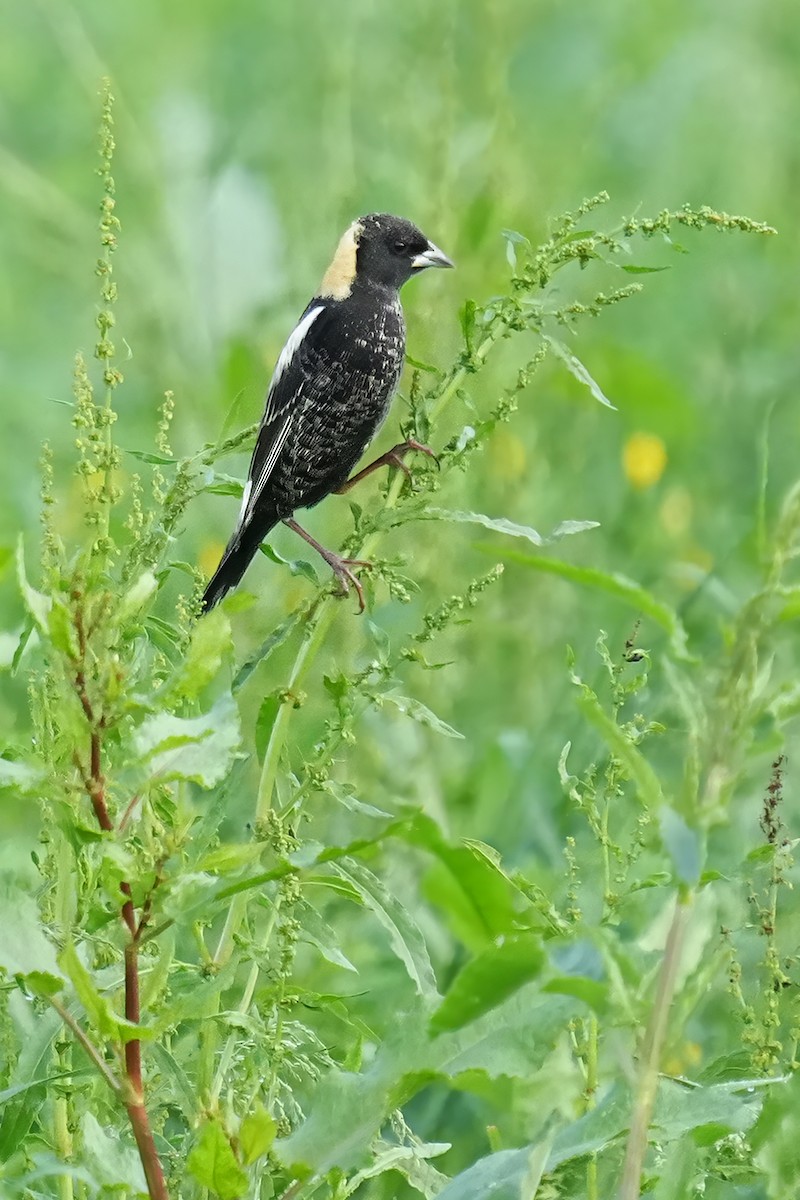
201 513 278 612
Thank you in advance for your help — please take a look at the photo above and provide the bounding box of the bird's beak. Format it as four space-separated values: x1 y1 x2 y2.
411 241 455 271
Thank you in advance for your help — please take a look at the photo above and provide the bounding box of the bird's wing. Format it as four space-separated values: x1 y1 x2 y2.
236 301 329 528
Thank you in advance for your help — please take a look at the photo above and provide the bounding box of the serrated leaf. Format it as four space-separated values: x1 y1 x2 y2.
187 1119 249 1199
543 335 617 409
426 508 598 549
0 888 62 979
334 860 438 997
381 690 463 739
239 1103 276 1165
81 1112 148 1191
0 757 43 791
430 934 544 1033
135 693 241 787
23 972 65 998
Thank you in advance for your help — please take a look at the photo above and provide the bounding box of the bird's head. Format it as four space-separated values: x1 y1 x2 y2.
320 213 454 299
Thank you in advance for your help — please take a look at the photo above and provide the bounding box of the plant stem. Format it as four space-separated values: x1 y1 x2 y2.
54 1040 74 1200
49 998 122 1095
586 1013 599 1200
71 599 169 1199
619 892 692 1200
210 899 282 1103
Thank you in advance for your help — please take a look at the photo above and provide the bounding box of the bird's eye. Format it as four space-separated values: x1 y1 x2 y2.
393 240 407 252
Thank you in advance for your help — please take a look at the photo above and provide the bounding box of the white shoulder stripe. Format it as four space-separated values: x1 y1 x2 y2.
271 304 325 389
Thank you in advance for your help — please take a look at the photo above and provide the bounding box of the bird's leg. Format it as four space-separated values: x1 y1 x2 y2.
283 518 371 613
334 439 438 495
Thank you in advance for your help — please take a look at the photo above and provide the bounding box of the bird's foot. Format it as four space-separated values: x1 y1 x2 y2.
283 516 372 612
322 550 372 613
382 438 439 483
335 438 439 494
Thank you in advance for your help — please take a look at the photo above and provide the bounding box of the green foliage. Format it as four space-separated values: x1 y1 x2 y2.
0 13 799 1200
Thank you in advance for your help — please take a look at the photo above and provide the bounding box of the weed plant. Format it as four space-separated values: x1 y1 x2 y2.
1 83 797 1200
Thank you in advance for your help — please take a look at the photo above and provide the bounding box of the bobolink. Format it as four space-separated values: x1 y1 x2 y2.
201 213 453 613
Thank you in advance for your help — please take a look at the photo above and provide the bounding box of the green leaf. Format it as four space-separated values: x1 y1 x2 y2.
204 472 245 497
125 448 177 465
232 607 302 693
260 541 319 584
381 689 463 739
276 989 576 1176
0 888 62 978
167 607 232 700
620 263 670 274
47 598 78 657
16 537 50 631
58 941 150 1044
239 1103 276 1165
187 1119 249 1199
406 812 523 951
541 975 608 1013
480 547 690 659
0 1003 61 1158
135 692 241 787
430 934 544 1033
426 509 599 549
435 1143 550 1200
118 570 158 622
543 335 617 409
254 693 281 762
460 298 477 357
334 860 438 997
23 972 64 998
751 1072 800 1196
81 1112 148 1192
0 757 43 791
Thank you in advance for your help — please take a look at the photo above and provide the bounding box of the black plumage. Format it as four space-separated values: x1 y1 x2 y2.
201 213 453 612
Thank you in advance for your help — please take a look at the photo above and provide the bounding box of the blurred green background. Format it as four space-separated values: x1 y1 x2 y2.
1 0 798 864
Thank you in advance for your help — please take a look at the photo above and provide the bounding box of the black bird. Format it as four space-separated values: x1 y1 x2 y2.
201 212 453 613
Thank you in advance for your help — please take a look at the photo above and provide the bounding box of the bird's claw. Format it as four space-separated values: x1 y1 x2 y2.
327 555 371 613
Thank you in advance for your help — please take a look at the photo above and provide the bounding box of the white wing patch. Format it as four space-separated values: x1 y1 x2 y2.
271 304 324 392
235 306 324 531
237 478 253 524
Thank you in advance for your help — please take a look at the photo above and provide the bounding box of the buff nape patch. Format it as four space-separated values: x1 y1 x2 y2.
320 220 362 299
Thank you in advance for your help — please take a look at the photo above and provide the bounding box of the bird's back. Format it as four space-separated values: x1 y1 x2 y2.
268 283 406 516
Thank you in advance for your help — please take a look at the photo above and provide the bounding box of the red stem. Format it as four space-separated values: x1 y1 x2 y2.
72 602 170 1200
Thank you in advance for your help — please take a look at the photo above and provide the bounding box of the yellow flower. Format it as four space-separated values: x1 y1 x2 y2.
622 432 667 489
489 429 527 481
199 541 226 579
